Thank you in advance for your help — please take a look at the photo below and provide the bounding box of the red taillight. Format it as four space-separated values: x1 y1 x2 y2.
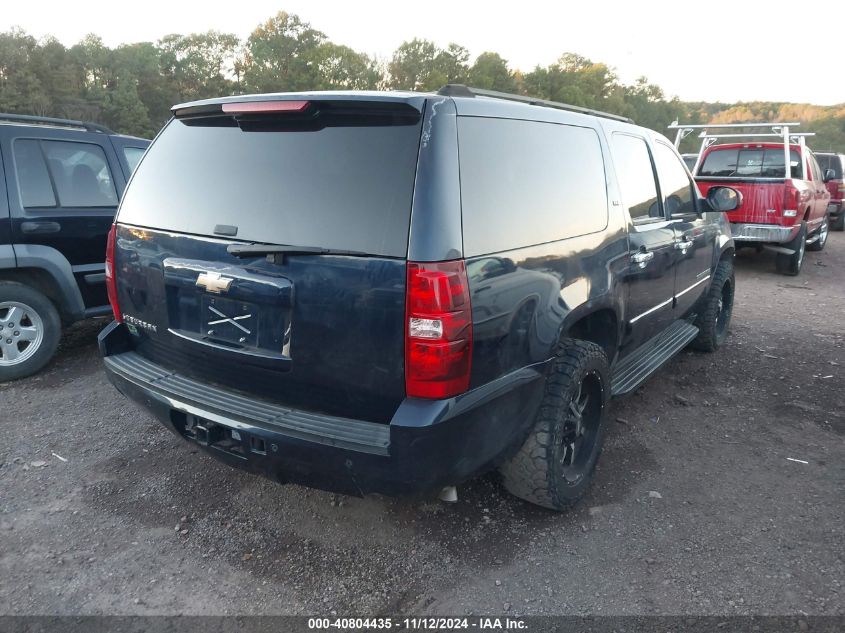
221 100 310 114
105 224 122 323
405 260 472 399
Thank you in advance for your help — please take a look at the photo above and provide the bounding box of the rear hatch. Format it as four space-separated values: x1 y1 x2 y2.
112 96 425 423
694 144 803 225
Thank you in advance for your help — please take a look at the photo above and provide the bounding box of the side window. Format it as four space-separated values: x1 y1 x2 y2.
13 140 57 208
123 147 146 173
41 140 118 207
808 155 822 182
458 118 609 256
611 133 661 222
653 142 696 215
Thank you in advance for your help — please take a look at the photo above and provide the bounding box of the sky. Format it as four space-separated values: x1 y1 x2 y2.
4 0 845 106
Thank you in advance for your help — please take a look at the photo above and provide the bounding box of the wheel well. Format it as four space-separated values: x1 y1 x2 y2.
803 207 812 222
0 268 69 322
565 309 618 362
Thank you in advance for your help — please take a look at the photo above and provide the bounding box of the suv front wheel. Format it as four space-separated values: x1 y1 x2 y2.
0 282 61 381
499 339 609 510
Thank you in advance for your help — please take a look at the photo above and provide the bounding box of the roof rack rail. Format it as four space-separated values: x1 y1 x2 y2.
438 84 633 124
0 113 114 134
668 121 813 179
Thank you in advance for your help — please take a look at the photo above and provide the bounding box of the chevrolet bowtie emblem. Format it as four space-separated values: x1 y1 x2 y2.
196 271 233 294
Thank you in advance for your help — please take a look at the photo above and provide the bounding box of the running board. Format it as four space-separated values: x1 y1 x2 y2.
611 320 699 396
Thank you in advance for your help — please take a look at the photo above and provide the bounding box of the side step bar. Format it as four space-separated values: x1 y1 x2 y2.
611 320 699 396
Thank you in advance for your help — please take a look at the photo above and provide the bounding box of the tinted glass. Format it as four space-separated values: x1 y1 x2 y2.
458 118 608 256
13 140 56 208
123 147 146 173
815 154 843 179
700 147 801 178
119 117 422 258
653 143 696 215
42 141 118 207
736 149 764 177
611 134 661 222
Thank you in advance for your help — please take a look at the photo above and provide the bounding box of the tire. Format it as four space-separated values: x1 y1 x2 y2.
806 215 829 252
0 282 61 382
499 339 609 510
775 222 806 276
831 212 844 232
690 258 735 352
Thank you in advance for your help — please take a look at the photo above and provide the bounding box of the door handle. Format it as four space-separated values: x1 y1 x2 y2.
20 221 61 234
631 251 654 268
674 238 692 251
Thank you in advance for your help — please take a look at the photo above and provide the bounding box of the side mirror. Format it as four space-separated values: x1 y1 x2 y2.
706 186 742 212
823 168 836 183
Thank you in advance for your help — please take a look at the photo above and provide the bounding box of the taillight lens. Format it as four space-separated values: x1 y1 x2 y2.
405 260 472 399
105 224 122 323
783 185 801 220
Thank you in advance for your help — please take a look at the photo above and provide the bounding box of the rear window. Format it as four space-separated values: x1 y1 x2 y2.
117 112 422 258
815 154 843 179
458 117 608 256
699 147 801 178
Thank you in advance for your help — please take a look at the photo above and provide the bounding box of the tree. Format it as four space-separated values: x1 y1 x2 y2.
468 52 516 92
158 31 239 102
242 11 326 93
315 43 380 90
388 39 439 90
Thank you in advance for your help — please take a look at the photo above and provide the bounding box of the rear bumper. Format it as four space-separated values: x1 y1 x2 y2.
99 322 547 498
730 222 801 243
828 201 842 218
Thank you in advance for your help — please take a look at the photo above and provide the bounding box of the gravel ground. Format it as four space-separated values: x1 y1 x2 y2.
1 234 843 617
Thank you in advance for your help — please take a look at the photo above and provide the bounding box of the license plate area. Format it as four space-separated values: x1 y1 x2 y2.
163 258 293 360
202 295 259 347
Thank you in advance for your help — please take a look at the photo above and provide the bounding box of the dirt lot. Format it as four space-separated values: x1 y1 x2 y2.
1 235 843 617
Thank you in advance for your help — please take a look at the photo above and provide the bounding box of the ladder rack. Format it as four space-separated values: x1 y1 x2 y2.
667 122 812 179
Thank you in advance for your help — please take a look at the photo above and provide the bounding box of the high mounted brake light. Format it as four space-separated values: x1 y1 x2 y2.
405 261 473 399
221 100 310 114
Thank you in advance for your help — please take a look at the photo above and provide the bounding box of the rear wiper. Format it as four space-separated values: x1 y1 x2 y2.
227 243 372 258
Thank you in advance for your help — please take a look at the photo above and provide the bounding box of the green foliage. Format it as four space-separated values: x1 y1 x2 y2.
468 52 517 92
0 12 842 149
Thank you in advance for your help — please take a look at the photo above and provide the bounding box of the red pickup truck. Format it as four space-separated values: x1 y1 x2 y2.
671 123 834 275
814 152 845 231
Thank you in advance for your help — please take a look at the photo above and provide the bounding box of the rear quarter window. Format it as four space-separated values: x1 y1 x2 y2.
458 117 608 256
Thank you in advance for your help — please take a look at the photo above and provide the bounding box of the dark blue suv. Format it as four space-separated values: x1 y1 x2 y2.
0 114 149 380
99 87 740 509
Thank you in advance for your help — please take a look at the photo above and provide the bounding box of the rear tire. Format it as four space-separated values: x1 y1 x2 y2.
0 282 61 382
775 222 806 276
690 258 734 352
499 339 609 510
806 215 829 252
831 212 844 231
